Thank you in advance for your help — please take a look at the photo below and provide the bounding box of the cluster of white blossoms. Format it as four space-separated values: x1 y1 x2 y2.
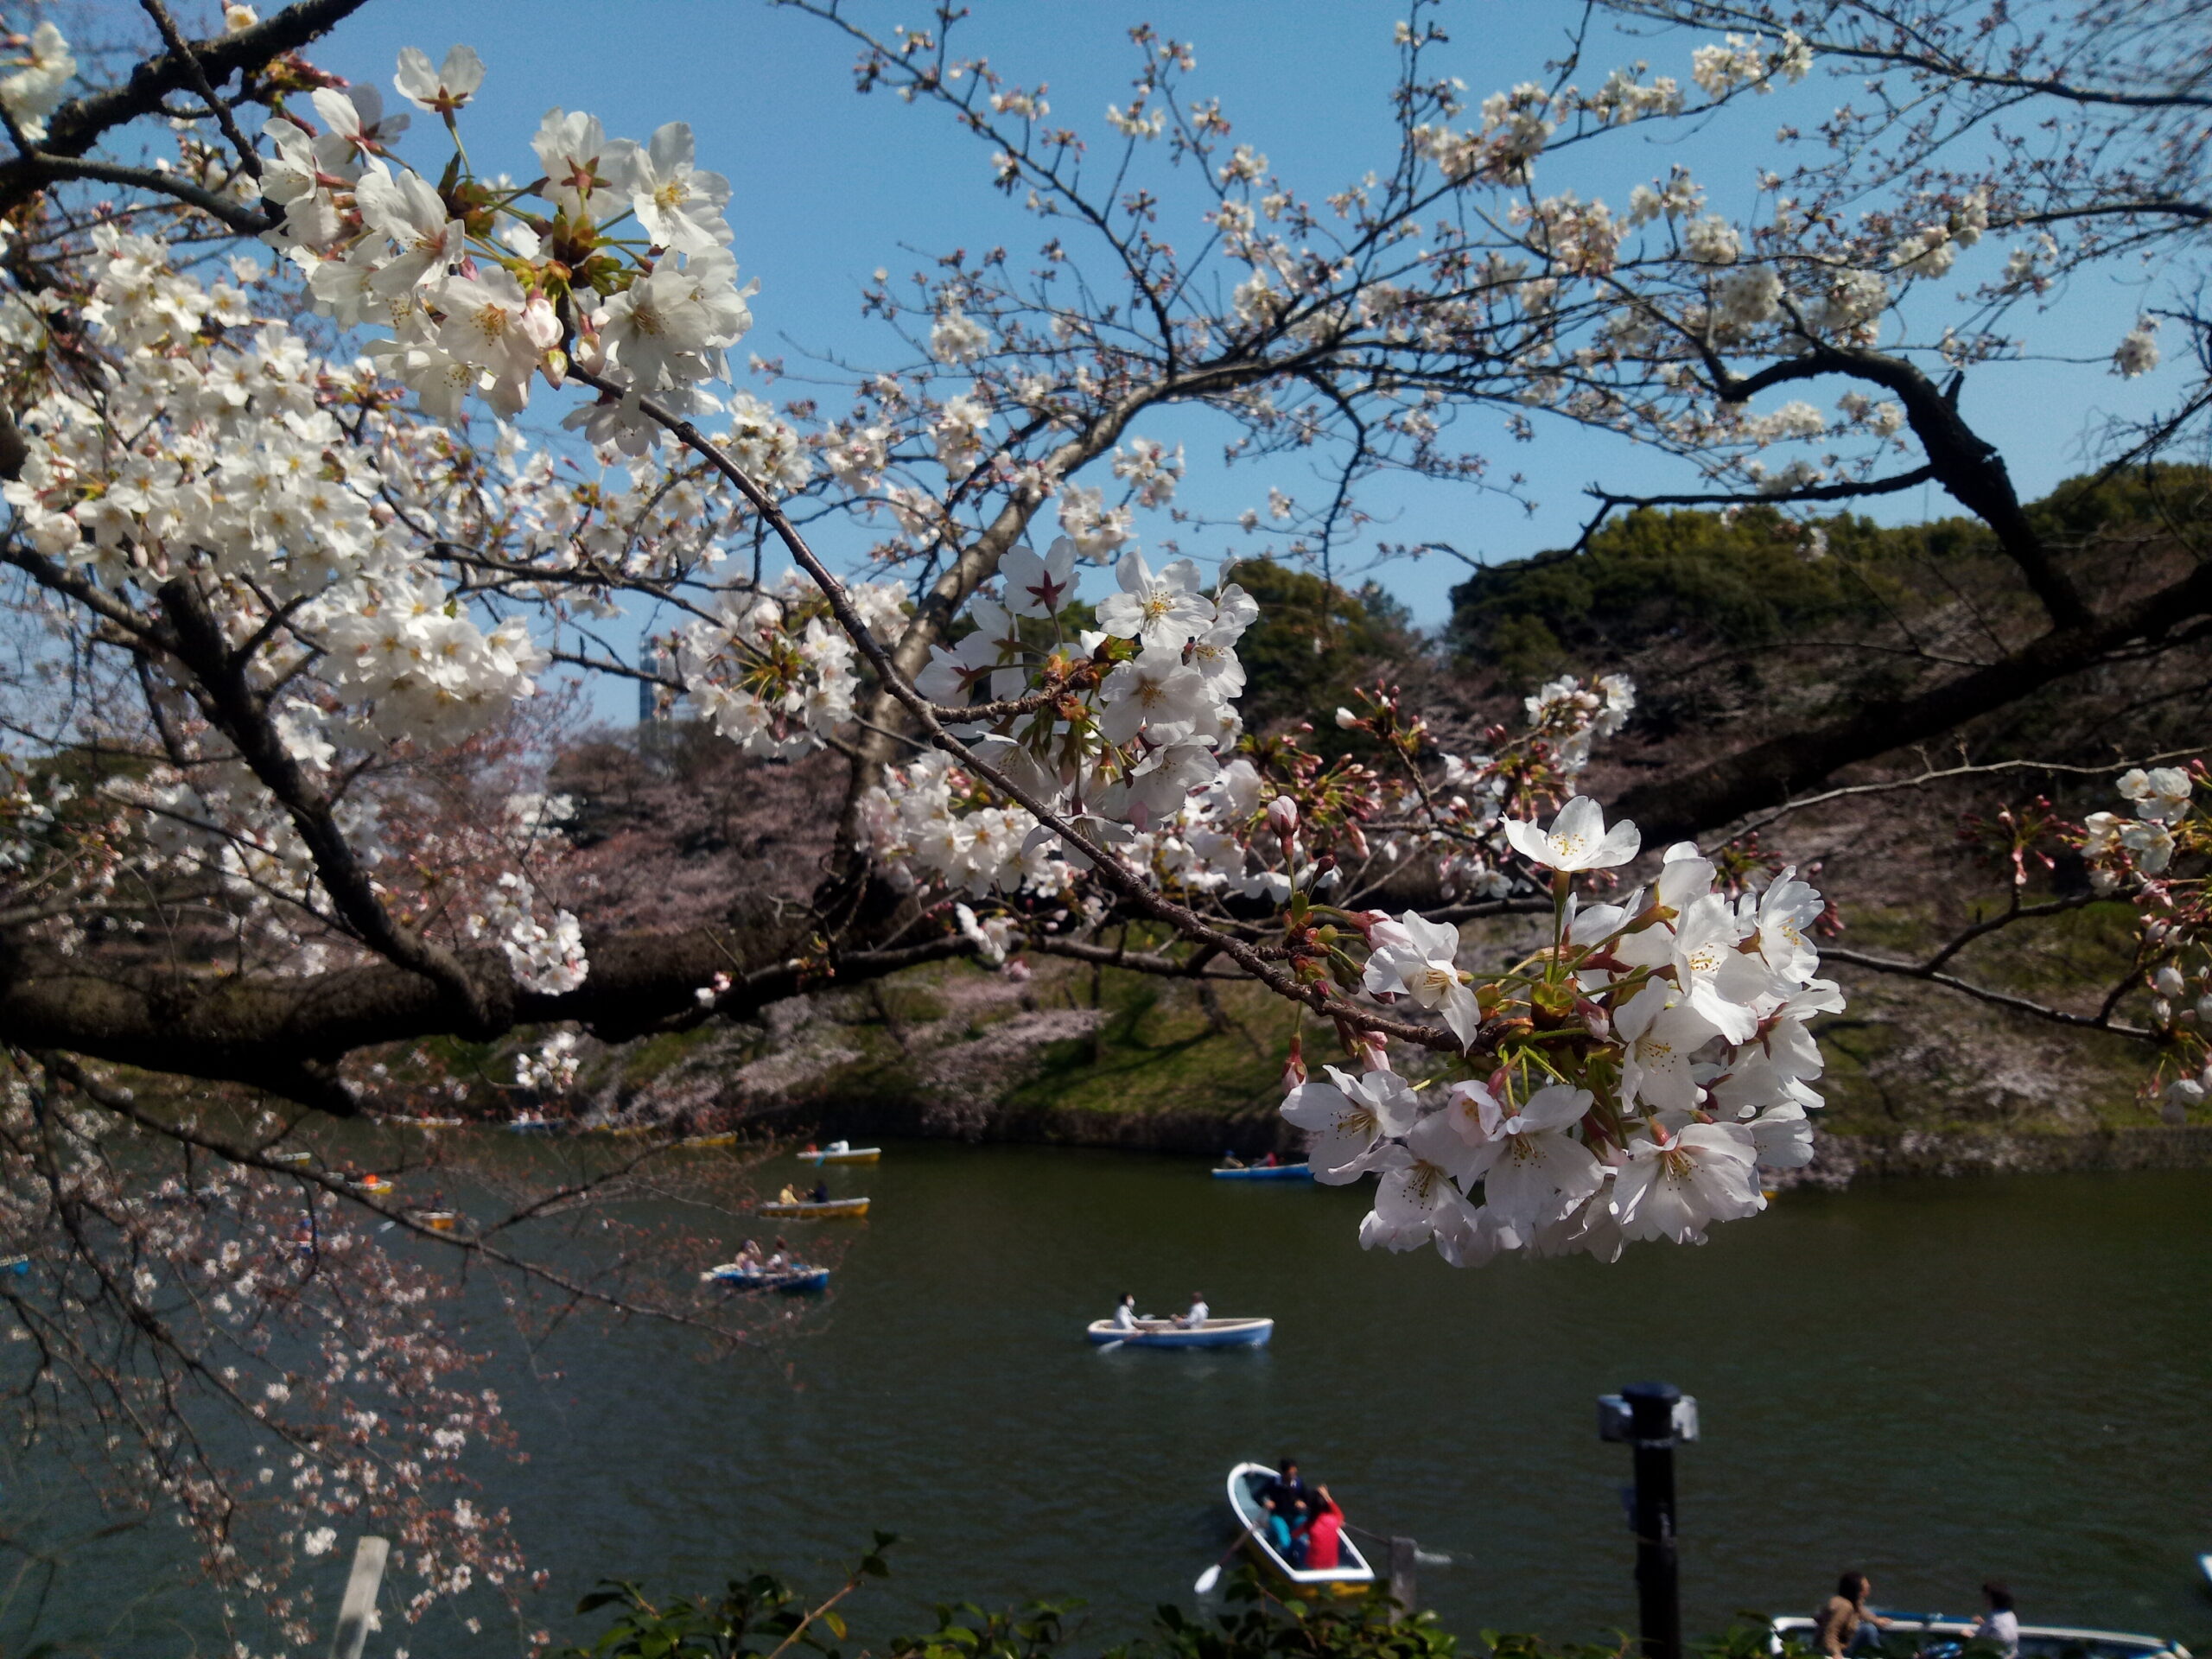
466 874 587 995
0 226 559 748
2083 765 2194 886
1287 796 1839 1265
858 536 1278 894
675 575 909 757
0 19 75 141
262 46 754 450
2113 320 2161 379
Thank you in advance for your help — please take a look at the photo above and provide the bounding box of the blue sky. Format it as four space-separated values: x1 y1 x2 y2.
308 1 2179 630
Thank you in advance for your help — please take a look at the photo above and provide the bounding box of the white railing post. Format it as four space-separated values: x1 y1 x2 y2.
327 1535 391 1659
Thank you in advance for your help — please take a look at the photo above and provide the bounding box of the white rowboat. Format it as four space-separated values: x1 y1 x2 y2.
1084 1317 1273 1349
1225 1460 1374 1593
799 1147 880 1165
1770 1617 2190 1659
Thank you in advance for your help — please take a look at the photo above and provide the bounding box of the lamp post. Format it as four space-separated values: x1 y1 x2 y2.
1599 1382 1698 1659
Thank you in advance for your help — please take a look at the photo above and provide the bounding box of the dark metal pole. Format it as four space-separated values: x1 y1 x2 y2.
1622 1382 1682 1659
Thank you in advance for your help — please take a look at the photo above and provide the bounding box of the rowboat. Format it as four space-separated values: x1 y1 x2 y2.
380 1115 464 1128
1225 1461 1374 1594
759 1197 870 1219
702 1263 830 1293
269 1149 314 1166
1211 1163 1312 1181
414 1210 461 1232
506 1116 560 1134
1085 1317 1274 1349
353 1176 394 1195
1770 1617 2192 1659
681 1132 741 1149
798 1146 880 1165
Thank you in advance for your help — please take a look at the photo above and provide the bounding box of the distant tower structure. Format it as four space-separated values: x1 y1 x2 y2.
637 645 671 760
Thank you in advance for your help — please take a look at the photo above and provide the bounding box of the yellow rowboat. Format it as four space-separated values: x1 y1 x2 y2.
353 1176 395 1195
798 1146 880 1166
680 1132 741 1149
758 1197 869 1219
414 1210 461 1232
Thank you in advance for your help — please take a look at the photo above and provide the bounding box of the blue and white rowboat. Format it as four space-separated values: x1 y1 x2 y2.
1211 1163 1312 1181
1085 1317 1273 1348
704 1264 830 1294
1770 1617 2191 1659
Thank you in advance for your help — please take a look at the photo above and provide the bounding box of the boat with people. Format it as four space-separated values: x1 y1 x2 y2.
759 1197 870 1219
681 1132 741 1149
380 1114 464 1129
506 1112 561 1134
1211 1162 1312 1181
702 1262 830 1293
1085 1316 1274 1348
413 1210 461 1232
798 1141 880 1165
1768 1615 2192 1659
352 1174 394 1195
1224 1461 1374 1593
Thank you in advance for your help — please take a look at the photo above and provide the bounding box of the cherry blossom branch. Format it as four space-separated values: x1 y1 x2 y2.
574 366 1482 1058
1821 946 2157 1040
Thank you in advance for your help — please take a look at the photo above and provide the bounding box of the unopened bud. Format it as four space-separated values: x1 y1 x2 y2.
1334 707 1359 729
1345 821 1370 858
1267 796 1300 837
1352 1031 1389 1072
2155 964 2186 998
1280 1035 1306 1091
1576 998 1611 1041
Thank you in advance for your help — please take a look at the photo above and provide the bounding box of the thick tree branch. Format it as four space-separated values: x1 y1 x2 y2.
0 0 370 218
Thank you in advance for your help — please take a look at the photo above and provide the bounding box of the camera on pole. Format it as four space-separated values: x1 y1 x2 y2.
1598 1382 1697 1659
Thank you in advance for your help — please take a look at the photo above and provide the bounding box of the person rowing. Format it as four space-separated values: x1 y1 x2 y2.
1112 1292 1141 1332
1179 1291 1210 1328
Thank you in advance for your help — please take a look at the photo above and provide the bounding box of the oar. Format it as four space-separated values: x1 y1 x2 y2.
1194 1518 1262 1595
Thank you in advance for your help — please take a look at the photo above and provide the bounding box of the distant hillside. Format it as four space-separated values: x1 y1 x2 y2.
526 469 2212 1166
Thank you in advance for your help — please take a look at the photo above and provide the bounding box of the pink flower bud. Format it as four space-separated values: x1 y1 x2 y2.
1280 1035 1306 1090
1267 796 1300 837
1352 1031 1389 1072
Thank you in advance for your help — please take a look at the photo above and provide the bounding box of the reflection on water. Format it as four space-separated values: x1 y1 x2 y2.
35 1147 2212 1653
499 1150 2212 1651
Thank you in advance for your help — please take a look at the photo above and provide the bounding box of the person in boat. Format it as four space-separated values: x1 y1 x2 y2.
827 1139 849 1154
766 1236 791 1271
799 1142 818 1156
734 1238 765 1273
1815 1573 1894 1658
1111 1292 1140 1332
778 1183 801 1205
1279 1496 1312 1567
808 1179 831 1204
1258 1151 1279 1168
1220 1151 1246 1169
1258 1458 1310 1532
1178 1291 1210 1328
1968 1582 2019 1659
1301 1486 1344 1571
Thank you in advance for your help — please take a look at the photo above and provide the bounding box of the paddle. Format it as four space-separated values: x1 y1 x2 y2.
1194 1518 1262 1595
